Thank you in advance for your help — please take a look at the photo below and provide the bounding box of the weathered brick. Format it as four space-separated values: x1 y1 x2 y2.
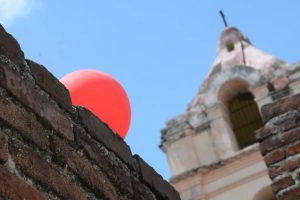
77 107 135 169
0 165 46 200
8 138 86 200
274 110 300 131
51 136 118 200
271 175 295 193
0 131 7 163
255 126 277 141
75 127 134 198
297 171 300 181
264 148 285 166
0 24 24 66
261 93 300 121
26 59 73 113
282 128 300 144
259 137 283 155
0 62 74 140
279 187 300 200
130 176 157 200
134 155 181 200
287 141 300 156
269 157 300 178
0 91 49 149
269 167 280 179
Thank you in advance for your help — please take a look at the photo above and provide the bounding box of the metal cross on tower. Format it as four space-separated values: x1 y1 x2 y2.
219 10 228 27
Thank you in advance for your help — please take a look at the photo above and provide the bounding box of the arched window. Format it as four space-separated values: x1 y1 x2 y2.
228 92 263 149
218 78 264 150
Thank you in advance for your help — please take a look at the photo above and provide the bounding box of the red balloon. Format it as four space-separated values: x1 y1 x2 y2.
60 69 131 138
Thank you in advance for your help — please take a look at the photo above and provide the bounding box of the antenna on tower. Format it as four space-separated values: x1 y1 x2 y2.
219 10 228 27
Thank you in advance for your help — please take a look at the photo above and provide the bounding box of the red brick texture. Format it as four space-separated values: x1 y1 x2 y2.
257 95 300 199
0 89 49 149
0 25 24 66
9 138 87 200
0 24 180 200
0 61 74 141
0 165 47 200
271 176 294 194
0 131 7 163
26 59 73 113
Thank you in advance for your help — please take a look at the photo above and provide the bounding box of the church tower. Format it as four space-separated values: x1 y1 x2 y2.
160 27 297 200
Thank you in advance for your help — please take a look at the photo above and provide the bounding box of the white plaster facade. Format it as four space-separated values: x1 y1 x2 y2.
160 27 300 200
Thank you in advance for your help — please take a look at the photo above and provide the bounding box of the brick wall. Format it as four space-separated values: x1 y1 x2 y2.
256 93 300 200
0 24 180 200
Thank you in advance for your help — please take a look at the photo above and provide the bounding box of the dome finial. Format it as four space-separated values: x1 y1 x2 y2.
218 27 250 52
219 10 228 28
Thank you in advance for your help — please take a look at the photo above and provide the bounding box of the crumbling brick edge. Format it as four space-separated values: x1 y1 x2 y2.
256 93 300 200
0 24 180 200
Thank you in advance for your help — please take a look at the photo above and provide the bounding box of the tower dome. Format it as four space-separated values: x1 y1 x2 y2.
218 27 250 52
197 27 286 98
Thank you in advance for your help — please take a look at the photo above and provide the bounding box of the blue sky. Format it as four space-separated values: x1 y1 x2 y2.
1 0 300 180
